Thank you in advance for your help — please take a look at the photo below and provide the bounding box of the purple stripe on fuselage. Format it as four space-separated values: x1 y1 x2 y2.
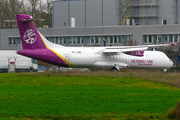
18 49 69 67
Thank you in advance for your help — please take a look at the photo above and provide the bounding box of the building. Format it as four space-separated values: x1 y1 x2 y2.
0 0 180 51
1 24 180 50
53 0 180 27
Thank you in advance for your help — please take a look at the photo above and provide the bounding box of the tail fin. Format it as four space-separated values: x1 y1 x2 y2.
16 14 71 67
16 14 47 49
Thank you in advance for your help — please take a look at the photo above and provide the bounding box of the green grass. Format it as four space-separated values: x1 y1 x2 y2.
0 71 180 120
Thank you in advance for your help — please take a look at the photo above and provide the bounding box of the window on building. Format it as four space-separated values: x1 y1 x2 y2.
143 35 147 43
124 36 130 43
81 37 84 44
18 38 21 45
14 38 16 45
153 35 157 43
164 35 168 43
55 37 58 44
59 37 63 44
114 36 117 43
13 38 16 45
118 36 122 43
91 37 94 44
51 37 55 43
64 37 67 44
99 37 103 43
95 37 99 44
43 35 134 46
9 38 13 45
110 36 113 43
72 37 76 44
9 37 22 46
77 37 80 44
86 37 90 44
149 35 152 43
158 35 162 43
174 35 178 42
169 35 173 42
68 37 72 44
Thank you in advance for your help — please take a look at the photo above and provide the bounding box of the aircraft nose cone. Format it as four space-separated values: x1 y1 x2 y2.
169 59 173 68
171 61 173 67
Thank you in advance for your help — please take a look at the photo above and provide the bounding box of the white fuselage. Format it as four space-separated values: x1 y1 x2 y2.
51 47 173 70
16 14 174 71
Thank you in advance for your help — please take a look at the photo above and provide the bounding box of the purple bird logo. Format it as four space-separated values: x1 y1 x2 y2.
23 29 37 44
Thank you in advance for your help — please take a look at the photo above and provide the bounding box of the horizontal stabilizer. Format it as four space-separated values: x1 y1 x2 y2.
22 19 44 22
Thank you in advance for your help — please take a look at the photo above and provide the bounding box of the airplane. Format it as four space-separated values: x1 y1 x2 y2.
16 14 173 71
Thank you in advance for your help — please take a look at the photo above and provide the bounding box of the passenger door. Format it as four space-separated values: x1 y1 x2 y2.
65 53 70 63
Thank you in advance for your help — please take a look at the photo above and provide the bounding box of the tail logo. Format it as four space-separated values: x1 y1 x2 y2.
23 29 37 44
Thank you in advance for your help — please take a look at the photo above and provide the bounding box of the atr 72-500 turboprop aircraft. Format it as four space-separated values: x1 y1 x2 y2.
16 14 173 71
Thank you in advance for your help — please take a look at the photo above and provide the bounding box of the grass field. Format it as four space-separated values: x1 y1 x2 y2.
0 71 180 120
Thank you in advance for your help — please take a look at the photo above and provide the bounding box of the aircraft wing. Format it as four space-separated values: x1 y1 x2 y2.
104 43 174 50
103 47 148 53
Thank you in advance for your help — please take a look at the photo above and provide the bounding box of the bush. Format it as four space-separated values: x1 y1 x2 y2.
167 103 180 119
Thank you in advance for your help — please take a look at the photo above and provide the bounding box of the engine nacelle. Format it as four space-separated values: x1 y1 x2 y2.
114 63 129 70
93 62 129 71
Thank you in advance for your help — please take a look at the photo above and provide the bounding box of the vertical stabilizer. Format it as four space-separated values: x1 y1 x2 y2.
16 14 46 49
16 14 72 68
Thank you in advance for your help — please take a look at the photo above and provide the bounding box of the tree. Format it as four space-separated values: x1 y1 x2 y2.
0 0 52 29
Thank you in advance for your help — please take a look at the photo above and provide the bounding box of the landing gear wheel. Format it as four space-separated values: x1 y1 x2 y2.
111 67 119 72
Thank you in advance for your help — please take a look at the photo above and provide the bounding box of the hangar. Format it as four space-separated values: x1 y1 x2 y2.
0 24 180 51
0 0 180 50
